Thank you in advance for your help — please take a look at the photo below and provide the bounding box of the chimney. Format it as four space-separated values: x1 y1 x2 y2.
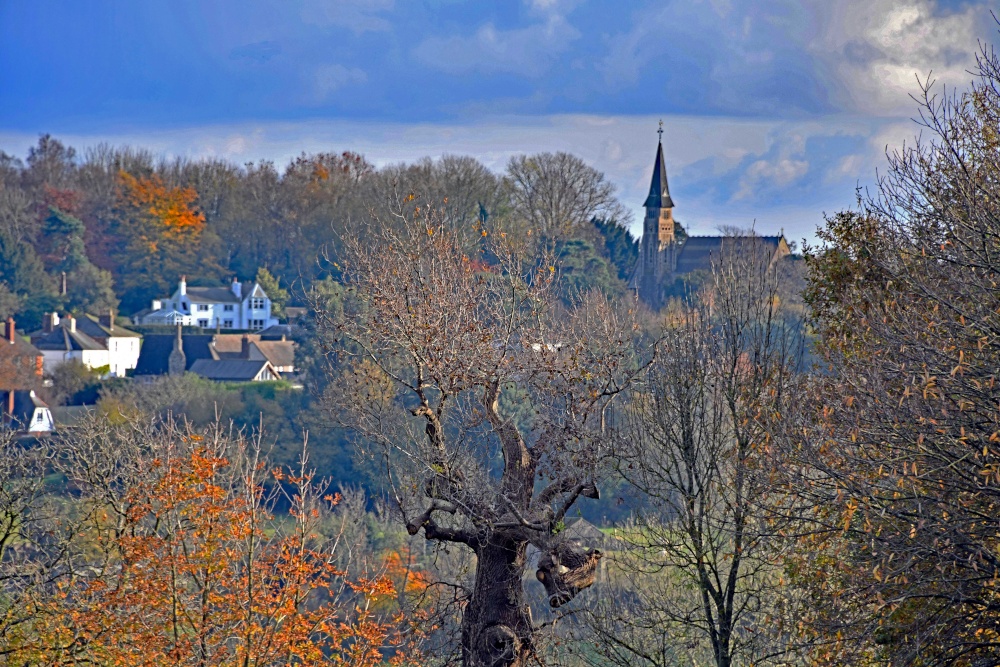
6 317 14 344
6 391 13 422
168 323 187 376
241 333 251 359
99 309 114 330
179 275 187 297
231 276 241 299
44 312 59 333
67 315 76 333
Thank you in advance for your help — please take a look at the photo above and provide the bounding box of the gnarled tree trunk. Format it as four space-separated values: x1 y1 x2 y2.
462 537 533 667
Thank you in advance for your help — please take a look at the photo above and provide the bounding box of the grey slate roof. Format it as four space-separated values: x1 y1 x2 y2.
189 359 276 382
186 286 242 304
643 141 674 209
33 326 105 352
76 314 142 339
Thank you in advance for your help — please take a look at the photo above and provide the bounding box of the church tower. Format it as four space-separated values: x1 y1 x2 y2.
635 123 678 307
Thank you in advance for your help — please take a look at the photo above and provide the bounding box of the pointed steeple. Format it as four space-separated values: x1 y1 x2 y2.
643 133 674 209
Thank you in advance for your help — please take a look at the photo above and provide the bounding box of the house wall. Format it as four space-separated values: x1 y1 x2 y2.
40 350 75 374
41 349 111 375
108 337 141 377
240 297 278 330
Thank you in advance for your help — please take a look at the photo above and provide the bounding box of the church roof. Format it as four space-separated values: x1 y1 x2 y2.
675 235 785 274
643 141 675 209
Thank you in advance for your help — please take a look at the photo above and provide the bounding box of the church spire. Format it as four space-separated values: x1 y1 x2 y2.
644 123 674 209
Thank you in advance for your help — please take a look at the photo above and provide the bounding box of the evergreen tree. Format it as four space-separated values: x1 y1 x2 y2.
592 218 638 282
254 266 289 318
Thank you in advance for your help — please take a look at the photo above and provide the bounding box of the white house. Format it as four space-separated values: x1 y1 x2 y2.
32 313 142 378
32 315 110 375
135 276 281 331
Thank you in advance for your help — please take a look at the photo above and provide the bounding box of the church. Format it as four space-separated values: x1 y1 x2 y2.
629 129 791 309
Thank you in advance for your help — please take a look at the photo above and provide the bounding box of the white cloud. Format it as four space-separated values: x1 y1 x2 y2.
413 14 580 77
300 0 394 33
812 0 988 116
735 158 810 200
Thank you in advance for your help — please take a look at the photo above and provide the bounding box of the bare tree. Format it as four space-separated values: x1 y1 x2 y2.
321 197 642 666
587 237 802 667
505 153 628 240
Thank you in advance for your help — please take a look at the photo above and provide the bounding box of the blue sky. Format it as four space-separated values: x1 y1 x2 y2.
0 0 994 243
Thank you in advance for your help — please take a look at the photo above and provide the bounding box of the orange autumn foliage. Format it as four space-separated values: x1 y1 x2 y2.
8 443 423 666
119 171 205 236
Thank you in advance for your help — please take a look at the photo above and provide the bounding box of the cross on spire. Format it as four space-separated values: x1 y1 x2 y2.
658 119 663 142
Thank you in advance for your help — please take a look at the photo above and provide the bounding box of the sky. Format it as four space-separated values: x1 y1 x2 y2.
0 0 995 244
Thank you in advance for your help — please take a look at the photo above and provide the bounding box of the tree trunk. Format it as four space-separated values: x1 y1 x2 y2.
462 536 533 667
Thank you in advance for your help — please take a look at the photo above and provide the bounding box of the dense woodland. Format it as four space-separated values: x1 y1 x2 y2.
4 41 1000 667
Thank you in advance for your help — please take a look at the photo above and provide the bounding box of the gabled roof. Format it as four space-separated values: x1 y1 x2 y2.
251 341 295 369
33 326 105 352
643 141 674 209
189 359 278 382
133 334 218 375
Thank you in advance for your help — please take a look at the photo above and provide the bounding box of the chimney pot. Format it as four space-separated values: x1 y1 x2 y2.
6 317 14 344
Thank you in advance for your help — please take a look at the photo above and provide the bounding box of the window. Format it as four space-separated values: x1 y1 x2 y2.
250 298 265 310
223 319 234 328
197 304 209 312
181 302 188 311
223 304 234 312
251 319 264 330
36 412 43 423
197 319 209 328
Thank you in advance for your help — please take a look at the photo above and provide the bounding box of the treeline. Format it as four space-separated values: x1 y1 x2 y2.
0 139 639 328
